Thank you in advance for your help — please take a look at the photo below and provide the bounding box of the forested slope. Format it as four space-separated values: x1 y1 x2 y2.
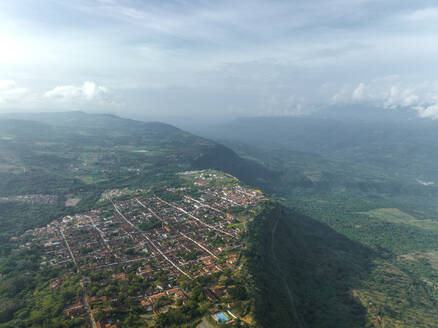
183 115 438 327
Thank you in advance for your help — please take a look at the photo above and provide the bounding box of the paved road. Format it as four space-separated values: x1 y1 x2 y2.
135 198 164 223
185 196 223 214
155 196 235 238
81 280 98 328
60 229 79 271
180 232 218 259
112 200 191 278
60 228 97 328
85 215 113 255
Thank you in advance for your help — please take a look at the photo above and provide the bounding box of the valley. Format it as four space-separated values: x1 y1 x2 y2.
2 2 436 327
2 112 438 327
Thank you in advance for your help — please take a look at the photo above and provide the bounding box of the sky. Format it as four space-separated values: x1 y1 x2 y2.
1 0 438 119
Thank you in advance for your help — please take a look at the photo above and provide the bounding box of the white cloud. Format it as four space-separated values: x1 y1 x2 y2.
44 81 108 101
416 104 438 119
1 1 438 118
383 86 419 109
333 76 435 105
403 7 438 22
0 80 16 89
352 83 365 100
0 80 115 110
327 76 438 120
0 80 28 104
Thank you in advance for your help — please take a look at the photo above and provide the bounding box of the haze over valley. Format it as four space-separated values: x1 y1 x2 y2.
1 1 438 328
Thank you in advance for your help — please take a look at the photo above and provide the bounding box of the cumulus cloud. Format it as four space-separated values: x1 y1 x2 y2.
0 80 28 104
416 104 438 119
1 1 438 118
383 86 419 109
44 81 108 101
330 77 438 119
352 83 365 100
0 80 114 110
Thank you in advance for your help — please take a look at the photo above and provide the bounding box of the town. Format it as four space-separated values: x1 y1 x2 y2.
21 171 265 327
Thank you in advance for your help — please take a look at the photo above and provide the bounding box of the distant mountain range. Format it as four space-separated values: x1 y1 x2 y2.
183 112 438 190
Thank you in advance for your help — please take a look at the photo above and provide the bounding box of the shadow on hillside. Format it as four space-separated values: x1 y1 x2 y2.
191 144 281 190
273 206 375 328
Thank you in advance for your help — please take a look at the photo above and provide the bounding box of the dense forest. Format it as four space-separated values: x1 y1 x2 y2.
184 114 438 327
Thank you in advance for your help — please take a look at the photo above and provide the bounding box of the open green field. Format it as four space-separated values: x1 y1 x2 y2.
77 175 108 184
362 208 438 232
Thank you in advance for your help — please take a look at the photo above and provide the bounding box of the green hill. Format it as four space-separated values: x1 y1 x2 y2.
0 112 273 201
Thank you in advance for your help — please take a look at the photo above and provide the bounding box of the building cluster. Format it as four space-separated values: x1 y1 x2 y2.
0 194 57 205
21 171 264 326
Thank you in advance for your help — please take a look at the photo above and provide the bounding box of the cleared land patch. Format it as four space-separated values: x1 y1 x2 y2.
77 175 108 184
399 251 438 270
361 208 438 232
424 251 438 270
65 198 81 207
